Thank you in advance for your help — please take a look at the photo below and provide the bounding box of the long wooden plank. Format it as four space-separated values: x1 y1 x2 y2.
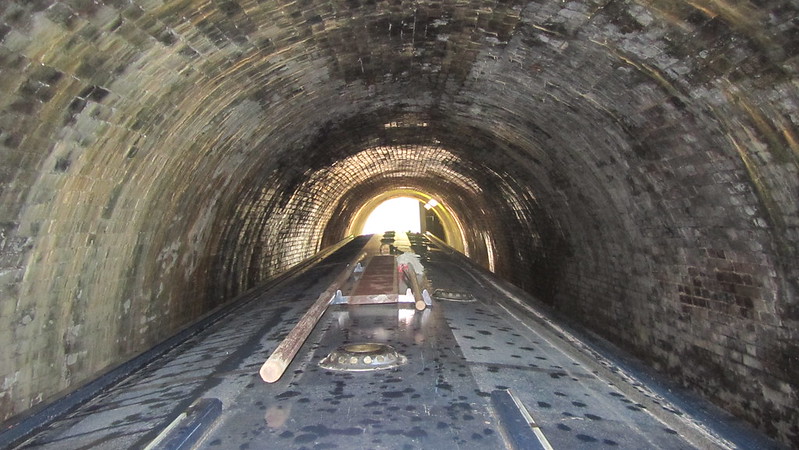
259 251 366 383
402 264 427 311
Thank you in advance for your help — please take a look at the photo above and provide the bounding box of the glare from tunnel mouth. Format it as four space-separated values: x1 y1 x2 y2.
360 197 422 235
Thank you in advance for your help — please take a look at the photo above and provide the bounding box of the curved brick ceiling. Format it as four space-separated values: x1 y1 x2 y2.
0 0 797 444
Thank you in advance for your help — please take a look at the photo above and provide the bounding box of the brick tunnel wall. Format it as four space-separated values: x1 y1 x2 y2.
0 0 797 445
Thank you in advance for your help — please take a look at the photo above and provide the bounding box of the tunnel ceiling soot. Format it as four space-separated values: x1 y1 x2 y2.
0 0 798 445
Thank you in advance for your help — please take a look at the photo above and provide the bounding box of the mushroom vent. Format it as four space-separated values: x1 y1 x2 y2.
319 343 407 372
432 289 475 302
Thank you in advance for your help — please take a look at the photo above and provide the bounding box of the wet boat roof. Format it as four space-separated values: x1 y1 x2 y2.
18 233 779 449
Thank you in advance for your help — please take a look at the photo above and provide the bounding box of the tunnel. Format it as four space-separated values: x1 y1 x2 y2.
0 0 797 446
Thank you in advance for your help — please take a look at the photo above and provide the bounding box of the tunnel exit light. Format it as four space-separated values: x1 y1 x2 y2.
361 197 422 235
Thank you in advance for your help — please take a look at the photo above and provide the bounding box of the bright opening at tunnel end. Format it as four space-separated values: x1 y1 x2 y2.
360 197 422 235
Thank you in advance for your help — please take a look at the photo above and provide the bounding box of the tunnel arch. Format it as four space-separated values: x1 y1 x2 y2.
0 0 797 445
212 139 531 298
345 188 468 254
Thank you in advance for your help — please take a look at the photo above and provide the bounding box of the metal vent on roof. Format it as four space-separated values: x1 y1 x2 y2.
432 289 475 302
319 343 407 372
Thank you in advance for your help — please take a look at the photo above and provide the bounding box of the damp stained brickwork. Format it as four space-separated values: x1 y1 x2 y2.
0 0 797 445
